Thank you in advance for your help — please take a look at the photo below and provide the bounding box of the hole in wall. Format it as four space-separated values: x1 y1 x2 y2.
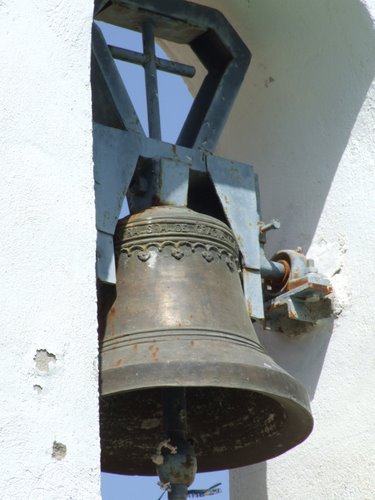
34 349 56 372
52 441 67 460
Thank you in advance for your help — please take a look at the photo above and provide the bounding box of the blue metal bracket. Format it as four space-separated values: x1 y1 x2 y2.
94 124 141 282
92 0 253 287
158 158 190 207
206 155 264 319
92 0 332 328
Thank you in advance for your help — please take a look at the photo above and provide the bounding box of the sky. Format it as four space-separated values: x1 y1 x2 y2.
97 21 230 500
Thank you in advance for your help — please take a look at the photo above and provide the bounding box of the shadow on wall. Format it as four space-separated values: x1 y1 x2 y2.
257 317 334 401
161 0 375 498
213 0 375 253
228 316 333 500
165 0 375 499
231 462 268 500
170 0 375 249
218 0 374 428
164 0 375 389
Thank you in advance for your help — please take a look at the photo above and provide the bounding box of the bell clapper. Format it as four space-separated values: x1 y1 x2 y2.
155 388 197 500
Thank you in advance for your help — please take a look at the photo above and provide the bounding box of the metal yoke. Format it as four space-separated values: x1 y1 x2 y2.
92 0 332 325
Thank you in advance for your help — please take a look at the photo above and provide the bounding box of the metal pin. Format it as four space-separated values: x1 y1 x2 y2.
260 219 281 233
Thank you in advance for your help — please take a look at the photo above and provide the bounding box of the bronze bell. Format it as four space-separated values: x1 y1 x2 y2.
98 206 313 476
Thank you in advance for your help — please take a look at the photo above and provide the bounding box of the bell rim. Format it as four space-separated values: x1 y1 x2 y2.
100 359 313 474
101 358 311 410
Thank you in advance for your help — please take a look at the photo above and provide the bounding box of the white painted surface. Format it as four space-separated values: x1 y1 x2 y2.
2 0 374 497
166 0 375 498
0 1 100 499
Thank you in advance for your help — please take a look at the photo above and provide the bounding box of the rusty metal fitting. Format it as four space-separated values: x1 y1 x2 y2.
263 249 333 329
156 444 197 496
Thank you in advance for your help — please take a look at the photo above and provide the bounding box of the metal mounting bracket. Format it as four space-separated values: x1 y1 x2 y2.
92 0 332 326
263 249 333 331
92 0 266 320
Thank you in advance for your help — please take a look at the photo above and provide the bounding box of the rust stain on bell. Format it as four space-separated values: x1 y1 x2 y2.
149 345 160 361
98 206 313 476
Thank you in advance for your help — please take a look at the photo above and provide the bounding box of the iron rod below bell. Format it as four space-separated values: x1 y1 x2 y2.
157 388 196 500
169 484 188 500
162 388 187 440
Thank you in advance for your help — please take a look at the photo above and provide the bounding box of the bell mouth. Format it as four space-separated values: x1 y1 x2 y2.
100 358 313 475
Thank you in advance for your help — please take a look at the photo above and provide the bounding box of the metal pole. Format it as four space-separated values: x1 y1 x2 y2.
142 21 162 140
168 484 188 500
156 388 196 500
164 388 189 500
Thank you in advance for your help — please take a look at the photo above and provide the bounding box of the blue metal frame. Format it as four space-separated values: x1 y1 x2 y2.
92 0 332 326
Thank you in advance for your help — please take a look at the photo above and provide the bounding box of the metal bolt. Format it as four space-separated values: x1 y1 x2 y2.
306 258 318 273
260 219 281 233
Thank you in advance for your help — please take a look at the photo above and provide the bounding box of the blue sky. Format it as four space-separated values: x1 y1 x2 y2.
97 21 230 500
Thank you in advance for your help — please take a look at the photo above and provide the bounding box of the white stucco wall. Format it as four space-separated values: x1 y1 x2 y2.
0 1 100 499
168 0 375 498
2 0 374 498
